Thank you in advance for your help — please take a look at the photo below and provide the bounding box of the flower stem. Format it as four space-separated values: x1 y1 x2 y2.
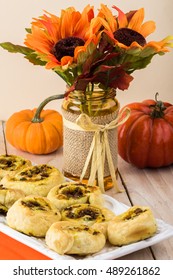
31 94 65 123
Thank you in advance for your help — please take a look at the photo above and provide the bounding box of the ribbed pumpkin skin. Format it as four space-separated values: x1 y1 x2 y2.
118 99 173 168
6 109 63 154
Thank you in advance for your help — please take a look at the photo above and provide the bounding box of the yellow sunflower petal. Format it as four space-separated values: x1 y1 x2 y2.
25 26 53 54
115 41 143 51
40 14 60 43
143 38 173 54
60 8 77 38
45 54 60 69
85 4 94 21
159 36 173 48
140 21 156 38
98 4 117 32
61 56 73 66
74 5 94 39
128 8 144 32
86 18 102 37
32 12 61 43
94 17 113 32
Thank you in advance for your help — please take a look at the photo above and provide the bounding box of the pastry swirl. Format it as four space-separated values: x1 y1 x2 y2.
45 221 106 255
1 164 65 196
107 206 157 246
0 154 31 180
6 195 61 237
47 182 104 210
61 203 115 237
0 184 25 214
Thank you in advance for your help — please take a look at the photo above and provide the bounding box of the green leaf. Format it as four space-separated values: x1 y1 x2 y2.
0 42 47 66
86 41 97 55
54 68 74 85
127 54 155 73
24 53 47 66
77 51 89 65
77 42 96 65
0 42 33 55
25 28 32 34
140 47 156 57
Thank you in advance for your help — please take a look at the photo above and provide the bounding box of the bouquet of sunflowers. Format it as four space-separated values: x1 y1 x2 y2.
1 4 172 95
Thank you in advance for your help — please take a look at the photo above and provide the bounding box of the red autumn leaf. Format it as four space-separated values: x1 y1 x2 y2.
93 65 134 90
70 64 133 92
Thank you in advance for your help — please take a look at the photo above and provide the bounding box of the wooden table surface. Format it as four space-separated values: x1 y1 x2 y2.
0 120 173 260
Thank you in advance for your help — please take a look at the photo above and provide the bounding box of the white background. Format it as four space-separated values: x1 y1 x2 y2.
0 260 173 279
0 0 173 120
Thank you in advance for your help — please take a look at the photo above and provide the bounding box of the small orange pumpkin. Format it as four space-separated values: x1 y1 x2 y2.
6 94 64 155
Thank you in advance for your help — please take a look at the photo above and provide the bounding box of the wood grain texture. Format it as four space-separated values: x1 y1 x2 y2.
1 121 173 259
118 157 173 260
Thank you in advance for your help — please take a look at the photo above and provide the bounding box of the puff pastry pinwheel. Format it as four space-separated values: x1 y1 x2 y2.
0 184 25 214
0 154 31 180
107 206 157 246
45 221 106 255
6 195 61 237
61 203 115 237
1 164 65 196
47 182 104 211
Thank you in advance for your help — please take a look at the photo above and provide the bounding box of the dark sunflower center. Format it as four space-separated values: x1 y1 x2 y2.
113 28 146 47
53 36 85 61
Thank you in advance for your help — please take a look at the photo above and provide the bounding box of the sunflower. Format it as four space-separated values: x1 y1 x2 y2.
96 5 173 56
24 5 98 70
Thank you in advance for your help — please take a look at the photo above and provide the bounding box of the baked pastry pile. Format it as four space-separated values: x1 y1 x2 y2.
0 154 30 213
0 153 158 257
0 154 64 215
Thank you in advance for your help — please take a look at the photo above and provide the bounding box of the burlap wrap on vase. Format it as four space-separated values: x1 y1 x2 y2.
62 108 119 180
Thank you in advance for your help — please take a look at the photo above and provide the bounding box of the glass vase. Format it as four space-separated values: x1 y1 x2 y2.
61 85 120 191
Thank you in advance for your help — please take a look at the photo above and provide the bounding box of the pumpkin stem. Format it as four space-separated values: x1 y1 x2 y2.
150 92 166 118
32 94 65 123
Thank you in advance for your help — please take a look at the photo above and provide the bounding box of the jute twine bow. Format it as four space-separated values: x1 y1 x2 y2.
63 107 130 193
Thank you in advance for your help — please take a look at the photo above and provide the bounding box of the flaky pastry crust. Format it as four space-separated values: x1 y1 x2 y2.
107 206 157 246
45 221 106 255
6 195 61 237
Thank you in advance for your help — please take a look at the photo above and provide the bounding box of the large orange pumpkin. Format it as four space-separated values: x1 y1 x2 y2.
118 94 173 168
6 95 64 155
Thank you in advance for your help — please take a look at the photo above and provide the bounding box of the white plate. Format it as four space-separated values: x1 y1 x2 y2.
0 195 173 260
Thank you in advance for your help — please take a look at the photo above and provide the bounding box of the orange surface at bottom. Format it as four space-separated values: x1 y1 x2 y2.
0 232 52 260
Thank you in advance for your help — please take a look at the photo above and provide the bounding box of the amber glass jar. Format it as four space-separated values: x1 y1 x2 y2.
61 85 119 190
62 86 118 116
